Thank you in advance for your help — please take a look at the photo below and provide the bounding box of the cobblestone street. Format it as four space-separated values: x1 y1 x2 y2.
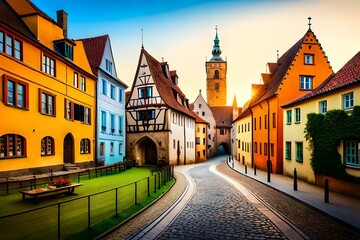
156 165 287 240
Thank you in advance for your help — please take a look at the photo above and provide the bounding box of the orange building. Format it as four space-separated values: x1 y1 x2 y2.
249 21 333 173
0 0 96 176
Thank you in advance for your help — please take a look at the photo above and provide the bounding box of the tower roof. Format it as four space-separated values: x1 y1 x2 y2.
209 26 224 62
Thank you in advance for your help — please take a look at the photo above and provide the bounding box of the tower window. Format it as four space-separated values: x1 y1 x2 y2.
214 70 219 79
215 83 219 92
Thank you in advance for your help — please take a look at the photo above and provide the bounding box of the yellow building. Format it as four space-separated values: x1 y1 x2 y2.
233 107 252 166
282 51 360 183
0 0 96 176
195 115 208 163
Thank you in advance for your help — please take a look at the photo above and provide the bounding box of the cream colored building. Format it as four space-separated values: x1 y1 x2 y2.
282 51 360 183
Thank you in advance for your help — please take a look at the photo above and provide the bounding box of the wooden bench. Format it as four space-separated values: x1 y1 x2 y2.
19 183 83 202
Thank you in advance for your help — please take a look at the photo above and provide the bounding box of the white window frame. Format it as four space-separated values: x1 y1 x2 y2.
300 76 313 90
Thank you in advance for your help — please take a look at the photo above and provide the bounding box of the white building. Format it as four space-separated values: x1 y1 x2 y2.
81 35 128 165
126 48 196 166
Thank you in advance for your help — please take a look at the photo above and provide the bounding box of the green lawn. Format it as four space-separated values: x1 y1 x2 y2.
0 166 174 240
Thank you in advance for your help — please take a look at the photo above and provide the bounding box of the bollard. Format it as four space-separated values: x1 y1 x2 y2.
254 165 256 175
245 165 247 174
324 178 329 203
267 160 271 182
293 168 298 191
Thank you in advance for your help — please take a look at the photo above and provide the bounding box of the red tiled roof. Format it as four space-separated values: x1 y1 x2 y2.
80 35 108 76
251 32 307 106
210 106 233 128
195 115 208 124
136 48 195 119
283 51 360 107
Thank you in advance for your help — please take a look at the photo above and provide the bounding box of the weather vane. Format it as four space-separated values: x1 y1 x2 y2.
308 17 312 30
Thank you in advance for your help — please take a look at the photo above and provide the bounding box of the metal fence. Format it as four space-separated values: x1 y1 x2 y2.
0 165 174 240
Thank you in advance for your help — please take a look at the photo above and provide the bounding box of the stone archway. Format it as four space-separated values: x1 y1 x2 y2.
136 137 158 165
216 142 230 155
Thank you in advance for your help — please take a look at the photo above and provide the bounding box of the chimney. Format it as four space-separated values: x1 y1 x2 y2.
56 10 68 38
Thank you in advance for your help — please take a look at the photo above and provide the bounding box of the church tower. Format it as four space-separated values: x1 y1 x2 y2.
206 27 227 106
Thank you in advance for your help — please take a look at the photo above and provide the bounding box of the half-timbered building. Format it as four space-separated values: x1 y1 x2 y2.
126 48 196 166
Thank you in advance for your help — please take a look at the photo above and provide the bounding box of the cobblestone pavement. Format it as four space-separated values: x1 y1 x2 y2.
217 162 360 240
156 165 287 240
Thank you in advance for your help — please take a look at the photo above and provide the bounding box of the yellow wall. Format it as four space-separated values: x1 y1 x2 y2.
0 8 96 172
206 61 227 106
283 84 360 183
195 122 207 162
234 113 252 166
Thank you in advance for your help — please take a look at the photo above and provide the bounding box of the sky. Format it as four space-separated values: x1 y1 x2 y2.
32 0 360 107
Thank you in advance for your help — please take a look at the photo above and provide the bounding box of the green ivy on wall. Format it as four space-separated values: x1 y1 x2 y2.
304 106 360 183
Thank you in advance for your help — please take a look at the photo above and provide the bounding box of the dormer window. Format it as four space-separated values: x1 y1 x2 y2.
54 39 75 60
106 59 113 74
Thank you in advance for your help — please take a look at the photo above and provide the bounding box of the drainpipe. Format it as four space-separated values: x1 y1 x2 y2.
183 115 187 165
266 99 271 182
249 108 254 168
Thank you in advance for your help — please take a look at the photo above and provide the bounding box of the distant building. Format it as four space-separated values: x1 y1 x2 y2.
0 1 96 176
81 35 128 165
126 48 196 166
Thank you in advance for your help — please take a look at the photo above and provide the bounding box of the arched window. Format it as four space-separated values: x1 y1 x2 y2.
0 134 26 158
214 70 219 79
80 138 91 154
41 136 54 156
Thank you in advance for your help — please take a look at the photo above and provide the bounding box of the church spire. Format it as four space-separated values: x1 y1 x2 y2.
210 26 223 62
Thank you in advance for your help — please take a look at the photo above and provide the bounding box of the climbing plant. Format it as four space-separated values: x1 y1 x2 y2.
304 106 360 183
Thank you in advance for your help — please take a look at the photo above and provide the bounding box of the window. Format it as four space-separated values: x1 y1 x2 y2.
119 142 123 155
118 88 123 103
343 92 354 110
259 143 262 154
300 76 313 90
265 115 267 129
118 116 123 135
80 76 86 91
80 138 90 154
42 55 55 77
73 72 78 88
102 79 107 95
173 139 175 149
106 59 113 74
296 142 303 162
100 142 104 156
6 35 12 55
138 87 153 99
286 110 292 124
65 99 73 120
101 111 107 132
199 104 202 108
14 39 21 60
110 84 115 99
41 136 54 156
259 117 262 130
202 111 205 116
203 138 205 145
110 142 114 156
137 110 155 121
3 75 28 109
264 143 268 156
214 70 219 79
304 54 314 65
40 90 56 116
270 143 274 157
0 31 3 52
345 141 360 166
54 40 74 60
0 134 26 158
74 103 91 124
110 114 115 133
254 142 257 153
196 137 200 145
220 129 225 135
295 108 301 123
203 128 205 133
272 113 276 128
254 118 256 130
285 142 291 160
215 83 219 91
319 100 327 114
